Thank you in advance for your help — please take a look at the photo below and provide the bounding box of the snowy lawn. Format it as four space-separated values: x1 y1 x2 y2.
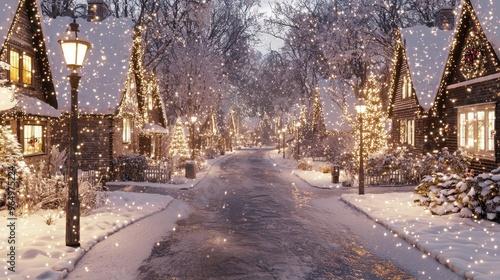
341 193 500 280
0 191 173 280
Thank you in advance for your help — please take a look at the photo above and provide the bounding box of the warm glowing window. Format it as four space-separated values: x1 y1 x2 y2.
148 92 153 110
9 50 20 83
123 117 131 143
150 136 156 158
9 49 33 85
23 124 44 155
399 119 415 146
458 104 495 157
22 54 32 85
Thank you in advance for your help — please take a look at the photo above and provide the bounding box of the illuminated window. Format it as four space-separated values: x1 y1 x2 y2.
123 117 131 143
399 119 415 146
150 136 156 158
22 54 32 85
148 92 153 110
9 49 33 85
458 104 495 157
23 124 44 155
402 75 413 99
9 50 19 83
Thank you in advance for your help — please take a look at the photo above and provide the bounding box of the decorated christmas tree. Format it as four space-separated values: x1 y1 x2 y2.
169 118 190 157
311 86 326 135
354 76 388 162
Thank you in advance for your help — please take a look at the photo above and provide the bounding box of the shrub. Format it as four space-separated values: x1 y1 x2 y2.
319 165 332 173
204 147 217 159
113 154 149 181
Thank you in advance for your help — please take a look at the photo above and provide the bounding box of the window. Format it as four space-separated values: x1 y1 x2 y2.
9 49 33 85
399 119 415 146
458 103 495 157
148 92 153 110
402 75 414 99
123 117 131 143
23 124 45 155
150 136 156 158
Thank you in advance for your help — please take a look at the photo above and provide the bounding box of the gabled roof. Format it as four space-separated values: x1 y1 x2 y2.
0 0 19 48
470 0 500 59
400 25 456 111
43 16 134 115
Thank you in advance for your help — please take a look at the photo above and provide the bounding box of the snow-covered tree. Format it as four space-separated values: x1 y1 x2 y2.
0 62 16 111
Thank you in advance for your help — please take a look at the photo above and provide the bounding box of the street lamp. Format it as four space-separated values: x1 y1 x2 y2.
282 128 286 159
295 121 301 159
190 116 197 159
58 19 91 247
355 99 367 195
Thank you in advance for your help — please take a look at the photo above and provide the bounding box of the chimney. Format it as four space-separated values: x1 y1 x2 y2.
87 0 109 22
435 7 455 31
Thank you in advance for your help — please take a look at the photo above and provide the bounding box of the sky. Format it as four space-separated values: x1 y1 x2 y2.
255 0 284 54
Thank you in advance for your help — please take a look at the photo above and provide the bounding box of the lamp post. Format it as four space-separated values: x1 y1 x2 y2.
190 116 197 159
282 128 286 159
295 121 301 160
355 99 367 195
58 19 91 247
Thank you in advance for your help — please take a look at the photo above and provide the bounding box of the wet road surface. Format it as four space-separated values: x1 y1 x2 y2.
137 149 456 280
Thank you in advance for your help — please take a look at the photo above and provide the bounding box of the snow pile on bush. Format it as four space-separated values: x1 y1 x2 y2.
414 167 500 222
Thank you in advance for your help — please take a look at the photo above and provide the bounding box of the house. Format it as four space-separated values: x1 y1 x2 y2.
435 0 500 172
0 0 60 167
388 7 458 154
43 11 168 175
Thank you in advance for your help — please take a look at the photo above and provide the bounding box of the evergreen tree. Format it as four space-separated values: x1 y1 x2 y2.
168 118 189 157
354 76 389 162
312 87 326 135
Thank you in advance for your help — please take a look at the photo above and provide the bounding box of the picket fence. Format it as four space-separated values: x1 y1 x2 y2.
365 170 419 186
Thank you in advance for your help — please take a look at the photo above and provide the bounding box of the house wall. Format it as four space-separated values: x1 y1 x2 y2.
443 80 500 174
0 0 55 171
440 3 500 174
390 56 430 154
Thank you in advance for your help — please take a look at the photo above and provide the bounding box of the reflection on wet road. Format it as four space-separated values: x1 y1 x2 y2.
137 149 417 279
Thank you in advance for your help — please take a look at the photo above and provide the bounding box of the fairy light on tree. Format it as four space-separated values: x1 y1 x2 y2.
169 118 189 158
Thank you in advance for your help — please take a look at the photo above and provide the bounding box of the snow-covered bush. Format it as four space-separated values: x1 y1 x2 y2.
414 167 500 223
204 147 217 159
416 147 471 177
0 126 29 210
414 173 463 215
113 154 148 181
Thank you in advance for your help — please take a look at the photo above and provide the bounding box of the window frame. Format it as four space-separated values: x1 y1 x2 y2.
457 103 496 158
399 119 415 146
8 47 33 86
123 117 132 143
22 122 46 156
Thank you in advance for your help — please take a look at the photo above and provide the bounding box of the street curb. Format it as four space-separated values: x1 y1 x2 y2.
191 151 236 188
339 196 465 278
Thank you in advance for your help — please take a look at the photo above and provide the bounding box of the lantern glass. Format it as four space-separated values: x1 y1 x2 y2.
355 101 366 114
58 20 91 69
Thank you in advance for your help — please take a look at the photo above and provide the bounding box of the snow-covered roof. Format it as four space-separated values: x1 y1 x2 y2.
401 25 456 111
0 0 19 48
143 123 168 134
43 17 134 115
470 0 500 59
15 93 61 117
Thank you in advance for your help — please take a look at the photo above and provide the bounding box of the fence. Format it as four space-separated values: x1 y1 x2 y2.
365 170 419 186
143 166 170 183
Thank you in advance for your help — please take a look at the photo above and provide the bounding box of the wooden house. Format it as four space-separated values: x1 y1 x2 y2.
43 14 168 174
0 0 59 167
434 0 500 172
388 7 457 154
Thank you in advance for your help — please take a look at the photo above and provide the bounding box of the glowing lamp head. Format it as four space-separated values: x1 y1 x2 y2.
58 19 91 70
191 116 197 123
295 121 301 128
355 99 367 114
